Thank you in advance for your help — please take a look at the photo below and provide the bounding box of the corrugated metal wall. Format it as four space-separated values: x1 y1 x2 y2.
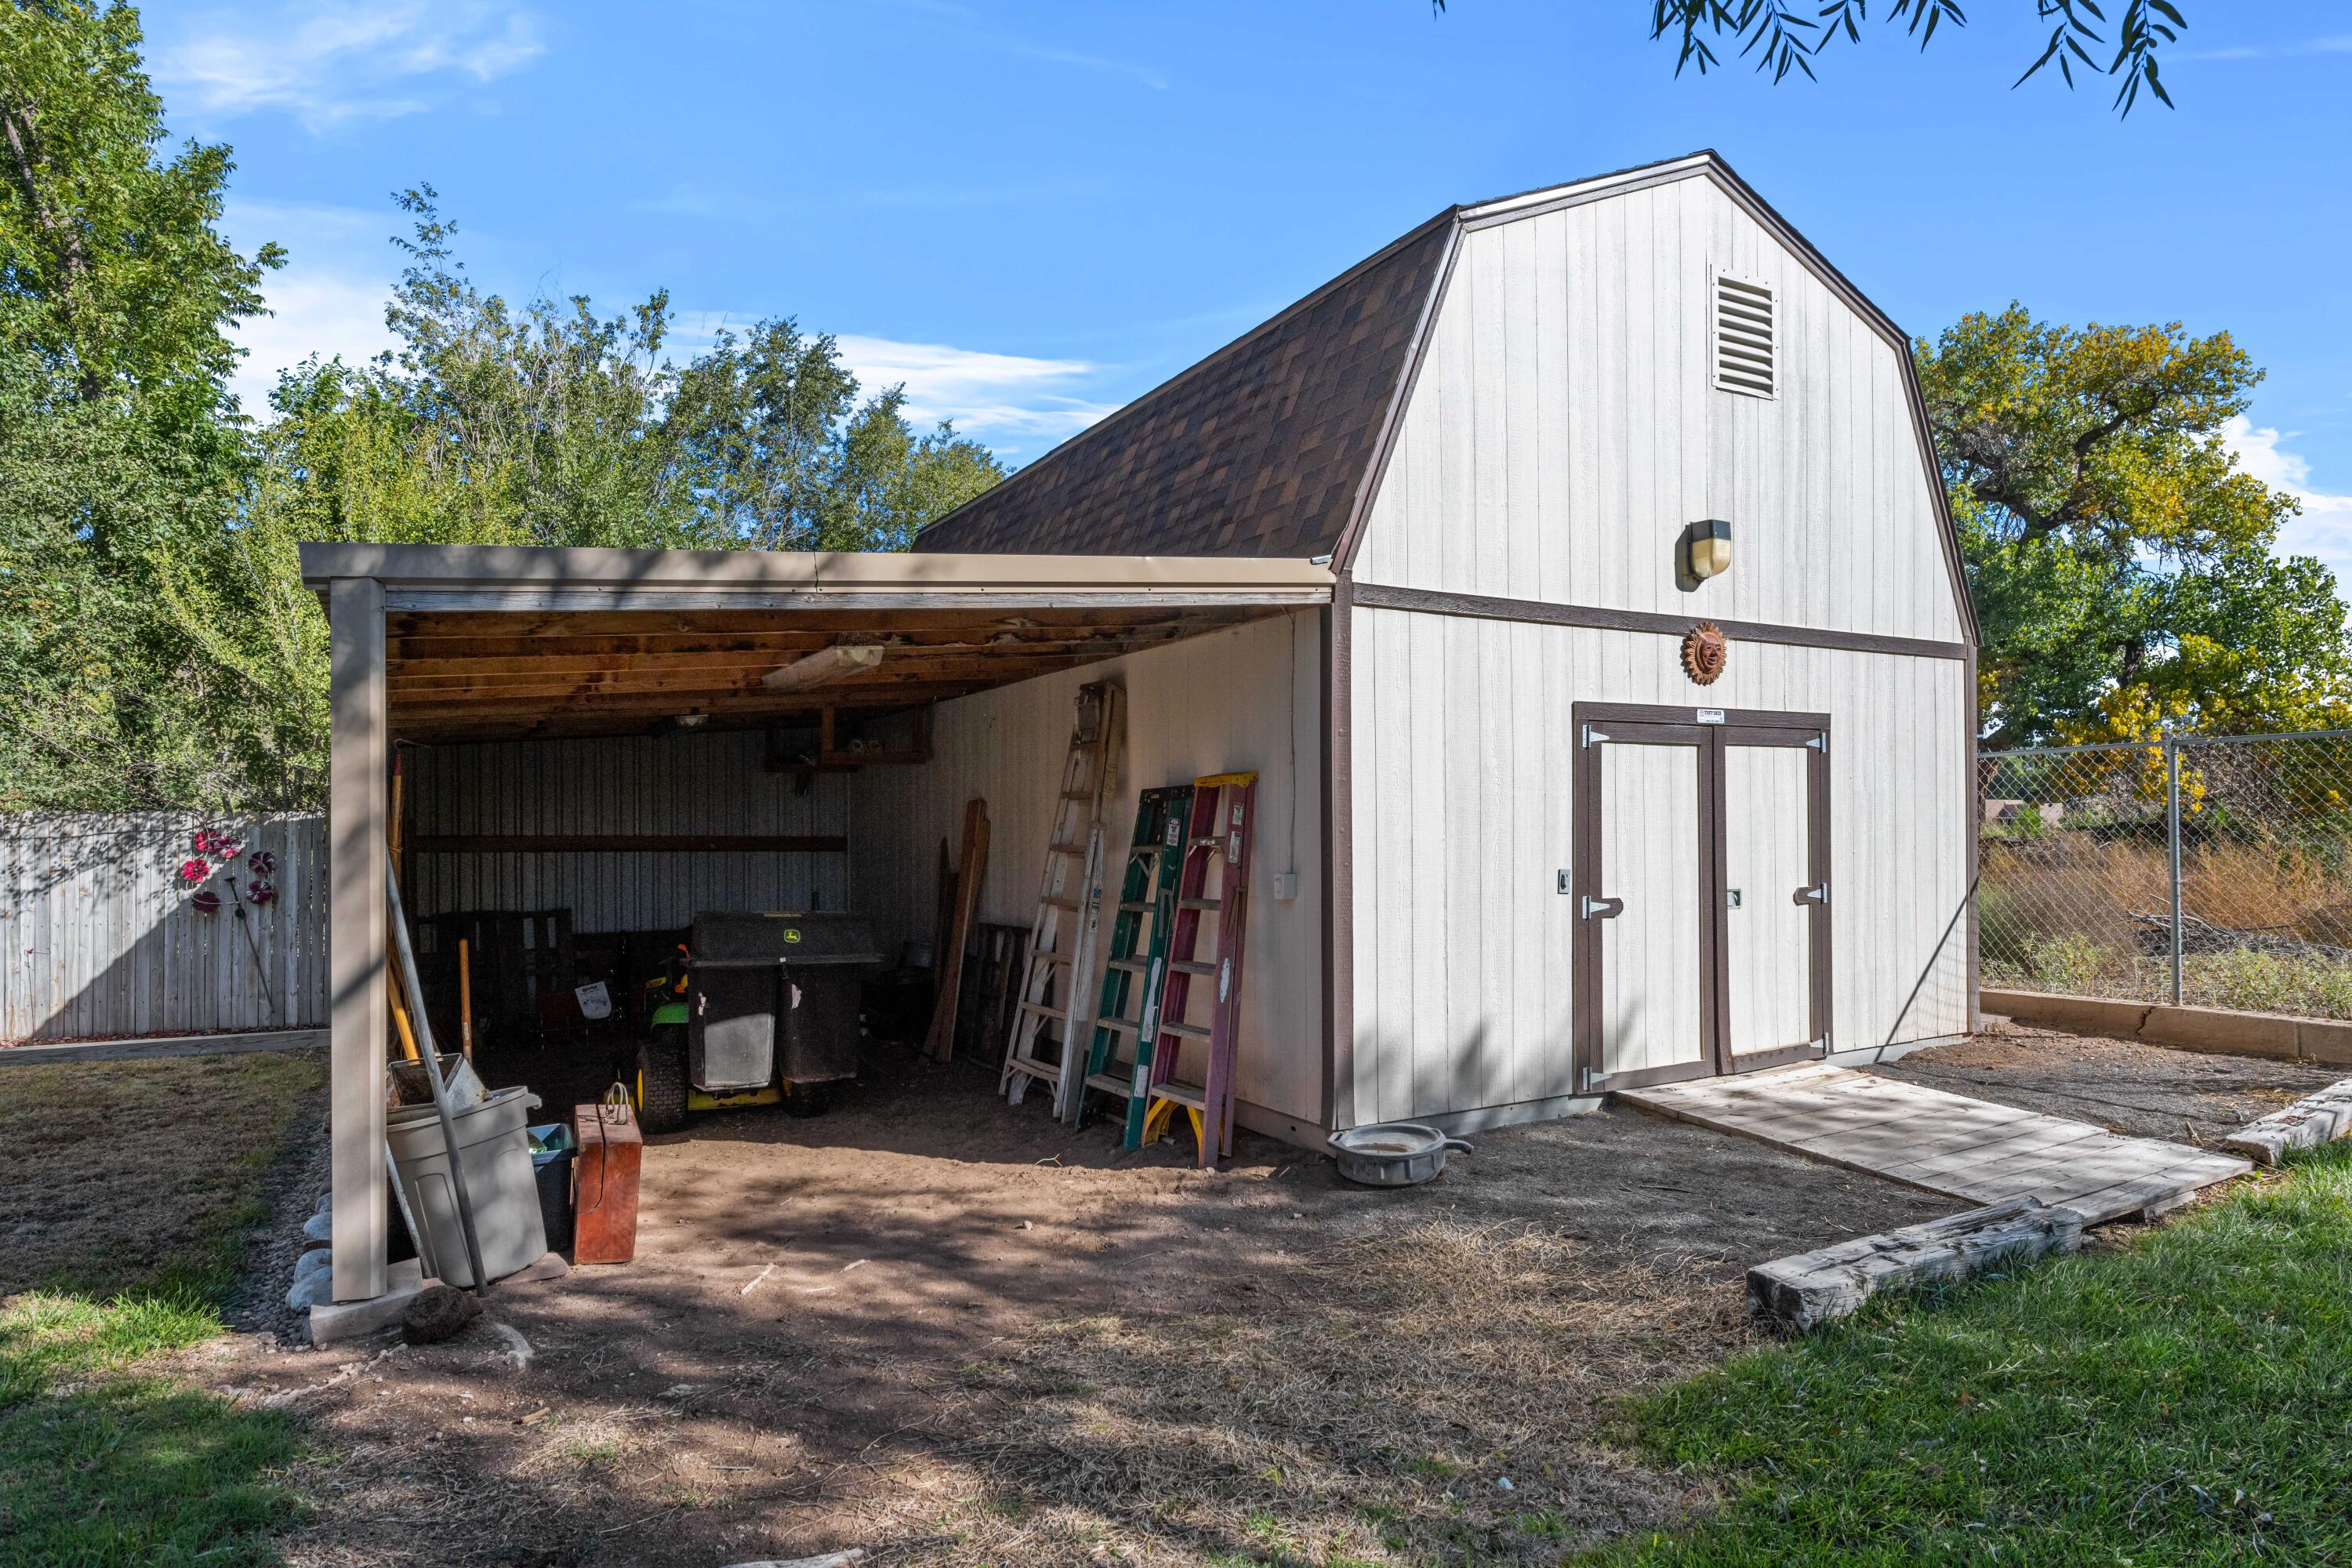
405 729 851 934
0 813 328 1042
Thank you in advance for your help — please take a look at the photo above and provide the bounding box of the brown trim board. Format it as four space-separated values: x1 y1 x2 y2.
1351 582 1968 662
1330 217 1466 574
1322 576 1355 1131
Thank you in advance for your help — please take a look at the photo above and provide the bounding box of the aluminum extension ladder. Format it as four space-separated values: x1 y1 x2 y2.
999 682 1123 1115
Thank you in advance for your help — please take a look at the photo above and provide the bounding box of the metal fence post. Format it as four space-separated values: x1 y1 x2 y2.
2165 729 2184 1005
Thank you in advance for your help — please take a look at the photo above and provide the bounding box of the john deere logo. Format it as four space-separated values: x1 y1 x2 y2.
783 928 801 943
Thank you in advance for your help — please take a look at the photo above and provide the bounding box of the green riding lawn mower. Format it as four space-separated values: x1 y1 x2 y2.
632 911 881 1133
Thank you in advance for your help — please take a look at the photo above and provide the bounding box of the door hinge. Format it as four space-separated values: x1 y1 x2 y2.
1806 733 1828 752
1812 1034 1830 1054
1581 724 1610 749
1580 895 1623 920
1800 884 1828 905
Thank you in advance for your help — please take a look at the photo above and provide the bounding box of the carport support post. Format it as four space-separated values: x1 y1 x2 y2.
329 576 388 1302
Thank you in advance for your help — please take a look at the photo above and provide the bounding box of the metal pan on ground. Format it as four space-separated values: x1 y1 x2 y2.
1327 1123 1472 1188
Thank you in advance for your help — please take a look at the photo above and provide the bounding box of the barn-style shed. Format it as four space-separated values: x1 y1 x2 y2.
309 150 1977 1305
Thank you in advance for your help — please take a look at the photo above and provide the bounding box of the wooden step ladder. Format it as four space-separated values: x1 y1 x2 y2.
1076 786 1192 1140
1140 773 1258 1167
999 682 1123 1111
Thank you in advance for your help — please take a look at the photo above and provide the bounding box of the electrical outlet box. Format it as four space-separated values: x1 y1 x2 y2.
1271 871 1299 901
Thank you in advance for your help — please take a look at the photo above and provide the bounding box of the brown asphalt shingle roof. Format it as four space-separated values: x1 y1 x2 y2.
913 211 1456 560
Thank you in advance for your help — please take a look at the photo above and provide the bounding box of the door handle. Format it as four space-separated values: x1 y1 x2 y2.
1581 895 1624 920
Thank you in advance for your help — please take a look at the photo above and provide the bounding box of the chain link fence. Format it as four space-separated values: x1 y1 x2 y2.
1978 731 2352 1018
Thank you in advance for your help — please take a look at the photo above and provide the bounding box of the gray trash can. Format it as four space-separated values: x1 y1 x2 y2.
387 1085 548 1287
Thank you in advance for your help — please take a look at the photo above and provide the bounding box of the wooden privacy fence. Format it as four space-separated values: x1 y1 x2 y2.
0 814 328 1042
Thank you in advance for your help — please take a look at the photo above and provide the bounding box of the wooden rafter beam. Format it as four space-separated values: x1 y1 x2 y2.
387 677 1022 724
408 833 848 854
386 651 1093 702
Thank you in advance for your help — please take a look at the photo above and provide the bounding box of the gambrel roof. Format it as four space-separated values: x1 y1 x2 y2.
913 151 1976 644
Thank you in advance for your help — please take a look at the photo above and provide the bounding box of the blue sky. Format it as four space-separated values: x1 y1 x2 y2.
146 1 2352 580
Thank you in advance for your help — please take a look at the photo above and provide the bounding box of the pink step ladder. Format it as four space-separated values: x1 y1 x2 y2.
1139 772 1257 1167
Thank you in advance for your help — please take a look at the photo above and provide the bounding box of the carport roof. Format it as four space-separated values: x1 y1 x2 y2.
300 543 1331 743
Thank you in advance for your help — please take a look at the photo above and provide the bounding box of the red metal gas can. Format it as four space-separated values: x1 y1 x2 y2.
572 1101 642 1264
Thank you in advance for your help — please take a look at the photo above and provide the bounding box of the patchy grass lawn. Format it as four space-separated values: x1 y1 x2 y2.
0 1051 322 1566
1607 1143 2352 1566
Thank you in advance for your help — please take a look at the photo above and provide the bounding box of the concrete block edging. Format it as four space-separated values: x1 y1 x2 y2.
1982 988 2352 1066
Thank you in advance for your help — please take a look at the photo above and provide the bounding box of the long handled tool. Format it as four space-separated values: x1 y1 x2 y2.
383 845 490 1294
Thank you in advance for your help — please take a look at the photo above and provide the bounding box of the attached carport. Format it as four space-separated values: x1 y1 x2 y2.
301 543 1334 1304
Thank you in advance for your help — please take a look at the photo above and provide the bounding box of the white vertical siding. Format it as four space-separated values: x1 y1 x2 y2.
405 729 851 932
1347 607 1970 1125
1351 175 1962 645
851 612 1326 1127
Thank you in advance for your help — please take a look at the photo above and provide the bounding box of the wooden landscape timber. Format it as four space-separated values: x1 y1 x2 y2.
1747 1195 2086 1331
2223 1077 2352 1167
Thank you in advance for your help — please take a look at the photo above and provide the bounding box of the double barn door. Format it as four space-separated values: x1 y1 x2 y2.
1571 703 1831 1092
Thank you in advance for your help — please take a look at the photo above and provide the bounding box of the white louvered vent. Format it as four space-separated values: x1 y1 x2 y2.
1712 271 1776 399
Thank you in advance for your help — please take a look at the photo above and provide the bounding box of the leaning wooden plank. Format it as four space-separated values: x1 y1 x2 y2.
1746 1196 2086 1332
923 799 990 1063
2223 1077 2352 1167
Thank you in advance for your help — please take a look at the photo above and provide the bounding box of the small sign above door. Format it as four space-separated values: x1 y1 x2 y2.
1696 708 1726 724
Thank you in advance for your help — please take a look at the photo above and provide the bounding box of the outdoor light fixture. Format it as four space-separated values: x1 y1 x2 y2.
761 642 886 693
1686 518 1732 581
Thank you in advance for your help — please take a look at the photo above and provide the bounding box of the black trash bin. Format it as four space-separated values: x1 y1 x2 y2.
528 1122 577 1254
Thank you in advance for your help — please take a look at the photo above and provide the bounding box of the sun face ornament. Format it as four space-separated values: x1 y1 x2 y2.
1682 621 1729 686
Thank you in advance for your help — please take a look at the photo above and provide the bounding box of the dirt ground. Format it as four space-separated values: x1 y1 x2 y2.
172 1042 1948 1568
137 1025 2338 1566
1876 1019 2346 1147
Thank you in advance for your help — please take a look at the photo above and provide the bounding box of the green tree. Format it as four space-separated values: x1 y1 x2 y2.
0 0 290 810
200 192 1007 808
0 2 1008 815
669 317 1002 552
1916 304 2347 746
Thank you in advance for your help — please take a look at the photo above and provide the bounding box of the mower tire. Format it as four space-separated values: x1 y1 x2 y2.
636 1028 689 1134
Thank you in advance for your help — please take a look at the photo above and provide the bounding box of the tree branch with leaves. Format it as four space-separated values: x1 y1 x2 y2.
1432 1 2187 114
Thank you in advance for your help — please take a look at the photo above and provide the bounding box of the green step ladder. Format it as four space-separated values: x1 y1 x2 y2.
1075 785 1191 1145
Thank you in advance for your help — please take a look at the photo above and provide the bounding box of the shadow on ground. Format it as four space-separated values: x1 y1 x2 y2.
184 1041 1960 1566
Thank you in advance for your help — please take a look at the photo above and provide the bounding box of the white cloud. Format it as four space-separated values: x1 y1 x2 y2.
227 270 397 413
219 201 399 412
2176 33 2352 62
156 3 546 130
2225 414 2352 594
833 336 1118 445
